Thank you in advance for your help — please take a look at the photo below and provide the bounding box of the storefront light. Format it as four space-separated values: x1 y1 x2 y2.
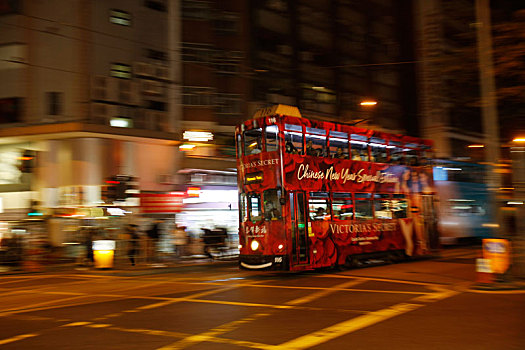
179 144 196 151
183 131 213 142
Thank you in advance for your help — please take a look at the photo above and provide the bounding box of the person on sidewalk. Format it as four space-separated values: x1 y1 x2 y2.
172 225 188 260
146 220 161 263
127 224 140 266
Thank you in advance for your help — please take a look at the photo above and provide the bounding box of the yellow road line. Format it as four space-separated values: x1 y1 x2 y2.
316 273 443 287
0 333 39 346
0 295 90 316
277 303 423 349
158 313 271 349
285 279 366 306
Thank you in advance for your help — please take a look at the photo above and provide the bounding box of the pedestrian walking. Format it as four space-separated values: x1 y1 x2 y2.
172 225 188 260
146 220 161 263
127 224 140 266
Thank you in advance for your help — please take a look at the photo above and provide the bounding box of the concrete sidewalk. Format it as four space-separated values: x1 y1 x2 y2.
0 254 239 276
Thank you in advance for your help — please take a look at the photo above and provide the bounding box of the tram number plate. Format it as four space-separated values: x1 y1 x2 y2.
274 257 283 263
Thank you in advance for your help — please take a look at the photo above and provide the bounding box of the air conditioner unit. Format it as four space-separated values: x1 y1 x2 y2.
144 110 168 131
90 103 109 124
119 80 139 105
142 80 163 95
156 66 170 81
92 76 107 100
134 62 155 77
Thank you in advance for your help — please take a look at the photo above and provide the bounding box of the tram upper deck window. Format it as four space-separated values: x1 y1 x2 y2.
284 124 303 154
388 140 403 164
308 192 329 221
355 193 373 220
405 143 420 166
263 188 282 220
329 131 349 159
265 125 279 152
392 194 408 218
248 193 262 222
350 134 369 161
244 128 263 155
374 193 392 219
332 192 353 220
370 137 387 163
236 133 242 158
305 127 327 157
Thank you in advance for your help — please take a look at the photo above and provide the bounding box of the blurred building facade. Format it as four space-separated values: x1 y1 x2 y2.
0 0 180 220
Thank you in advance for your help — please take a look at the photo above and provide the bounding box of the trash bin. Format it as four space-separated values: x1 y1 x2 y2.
92 240 115 269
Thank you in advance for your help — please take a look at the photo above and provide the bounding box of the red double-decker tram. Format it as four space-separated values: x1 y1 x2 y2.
236 105 439 271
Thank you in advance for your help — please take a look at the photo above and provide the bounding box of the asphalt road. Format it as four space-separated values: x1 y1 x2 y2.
0 247 523 350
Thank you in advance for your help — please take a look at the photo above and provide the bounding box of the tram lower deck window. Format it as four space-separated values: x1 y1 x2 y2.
309 192 329 221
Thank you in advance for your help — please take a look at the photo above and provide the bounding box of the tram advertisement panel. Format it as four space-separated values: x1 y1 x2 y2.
238 151 281 192
283 154 433 193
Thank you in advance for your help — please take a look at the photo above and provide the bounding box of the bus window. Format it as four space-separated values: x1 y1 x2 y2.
374 194 392 219
266 125 279 152
244 128 263 155
350 134 369 161
405 143 420 166
309 192 329 221
355 193 373 220
240 193 248 222
332 193 353 220
329 131 349 159
369 137 387 163
263 188 282 220
388 141 403 164
392 194 408 218
284 124 303 154
236 133 243 158
248 193 262 222
305 127 326 157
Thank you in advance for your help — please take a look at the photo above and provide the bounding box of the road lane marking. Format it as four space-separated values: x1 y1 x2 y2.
0 333 39 346
277 303 423 349
315 273 443 287
157 313 271 349
285 279 366 306
62 321 92 327
0 295 90 316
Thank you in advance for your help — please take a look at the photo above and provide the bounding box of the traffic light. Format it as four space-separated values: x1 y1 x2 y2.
103 175 139 203
18 150 36 173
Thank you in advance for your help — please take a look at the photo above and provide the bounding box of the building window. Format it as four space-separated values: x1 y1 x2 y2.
110 63 132 79
146 49 167 61
46 92 62 116
182 0 211 20
214 12 238 34
0 97 23 123
213 50 242 75
182 43 214 64
182 86 215 106
216 93 241 116
110 9 131 26
144 0 166 12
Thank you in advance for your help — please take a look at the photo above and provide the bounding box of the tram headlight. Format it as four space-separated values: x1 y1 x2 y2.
278 244 284 250
238 244 243 250
250 240 259 251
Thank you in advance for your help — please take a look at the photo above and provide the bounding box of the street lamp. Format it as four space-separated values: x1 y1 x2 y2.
360 100 377 107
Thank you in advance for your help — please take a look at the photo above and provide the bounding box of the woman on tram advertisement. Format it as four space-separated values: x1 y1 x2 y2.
236 106 438 271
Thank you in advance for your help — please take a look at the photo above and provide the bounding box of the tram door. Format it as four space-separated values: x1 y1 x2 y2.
289 191 309 265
